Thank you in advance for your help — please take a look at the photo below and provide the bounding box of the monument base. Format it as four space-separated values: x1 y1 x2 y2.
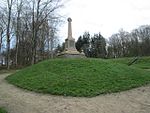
57 50 85 58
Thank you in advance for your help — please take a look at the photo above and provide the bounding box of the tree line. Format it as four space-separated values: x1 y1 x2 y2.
0 0 63 69
74 25 150 58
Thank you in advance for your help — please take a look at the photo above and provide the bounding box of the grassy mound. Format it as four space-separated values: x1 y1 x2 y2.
6 58 150 97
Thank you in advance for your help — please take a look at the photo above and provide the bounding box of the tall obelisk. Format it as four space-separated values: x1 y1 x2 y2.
58 17 85 58
65 17 76 51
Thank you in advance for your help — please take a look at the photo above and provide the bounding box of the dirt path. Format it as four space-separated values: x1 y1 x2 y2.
0 73 150 113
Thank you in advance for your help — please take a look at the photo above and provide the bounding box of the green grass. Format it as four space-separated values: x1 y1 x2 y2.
109 56 150 69
0 108 7 113
132 57 150 69
6 58 150 97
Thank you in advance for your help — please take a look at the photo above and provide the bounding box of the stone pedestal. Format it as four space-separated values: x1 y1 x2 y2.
65 38 75 51
58 17 85 58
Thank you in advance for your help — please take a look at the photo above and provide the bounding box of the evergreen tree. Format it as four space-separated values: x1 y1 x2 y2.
91 33 106 58
55 43 65 53
76 32 90 57
75 36 83 52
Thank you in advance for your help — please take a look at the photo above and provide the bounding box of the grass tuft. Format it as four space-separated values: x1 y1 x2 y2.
0 108 7 113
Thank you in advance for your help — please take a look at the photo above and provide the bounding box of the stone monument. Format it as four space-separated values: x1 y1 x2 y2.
57 17 85 58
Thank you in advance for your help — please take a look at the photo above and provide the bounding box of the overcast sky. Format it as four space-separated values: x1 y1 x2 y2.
59 0 150 41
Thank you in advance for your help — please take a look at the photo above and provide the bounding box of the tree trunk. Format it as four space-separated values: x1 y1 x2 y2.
6 6 12 69
15 16 19 67
0 30 3 66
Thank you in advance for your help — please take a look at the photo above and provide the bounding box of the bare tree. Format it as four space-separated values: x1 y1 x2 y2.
14 0 23 67
24 0 63 64
6 0 13 69
0 27 4 66
0 0 64 67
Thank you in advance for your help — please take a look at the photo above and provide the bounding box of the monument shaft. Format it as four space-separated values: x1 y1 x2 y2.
68 18 72 39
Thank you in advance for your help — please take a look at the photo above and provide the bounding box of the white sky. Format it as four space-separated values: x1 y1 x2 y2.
59 0 150 41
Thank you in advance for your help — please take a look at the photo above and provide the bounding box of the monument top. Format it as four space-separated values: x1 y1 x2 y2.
67 17 72 22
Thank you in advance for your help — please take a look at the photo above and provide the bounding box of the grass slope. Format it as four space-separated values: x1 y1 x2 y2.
109 56 150 69
6 58 150 97
0 108 7 113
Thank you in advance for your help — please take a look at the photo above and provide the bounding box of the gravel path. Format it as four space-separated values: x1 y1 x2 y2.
0 73 150 113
